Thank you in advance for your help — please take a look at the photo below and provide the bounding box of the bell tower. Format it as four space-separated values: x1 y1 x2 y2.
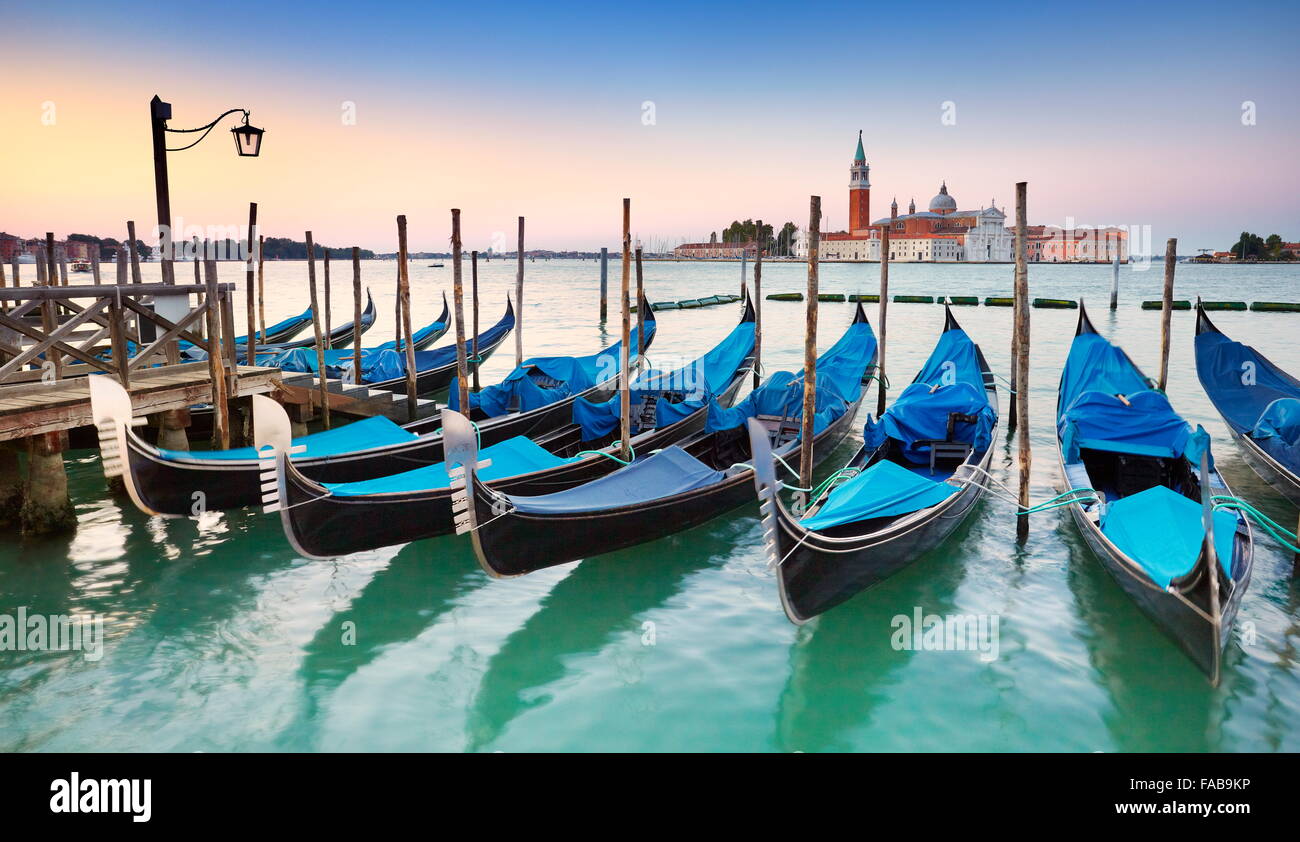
849 130 870 233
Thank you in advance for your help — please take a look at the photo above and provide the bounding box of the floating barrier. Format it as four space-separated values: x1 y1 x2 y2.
944 296 979 306
1200 301 1247 311
766 293 803 301
817 293 846 302
652 301 680 310
847 294 879 303
1141 300 1191 310
894 295 934 304
677 299 703 309
1250 301 1300 312
1033 298 1077 309
984 297 1014 307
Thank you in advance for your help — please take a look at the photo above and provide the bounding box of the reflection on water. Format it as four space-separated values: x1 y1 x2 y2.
2 260 1300 751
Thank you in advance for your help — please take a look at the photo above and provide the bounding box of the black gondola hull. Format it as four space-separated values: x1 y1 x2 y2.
280 369 751 558
469 393 863 576
774 444 993 623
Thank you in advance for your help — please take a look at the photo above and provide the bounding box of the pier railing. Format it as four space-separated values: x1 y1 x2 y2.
0 283 236 387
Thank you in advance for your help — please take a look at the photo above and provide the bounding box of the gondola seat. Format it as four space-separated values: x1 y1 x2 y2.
509 446 724 514
156 416 418 462
1099 484 1236 588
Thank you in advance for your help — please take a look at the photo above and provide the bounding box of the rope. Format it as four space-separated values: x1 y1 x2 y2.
989 371 1017 394
1211 495 1300 553
576 441 634 465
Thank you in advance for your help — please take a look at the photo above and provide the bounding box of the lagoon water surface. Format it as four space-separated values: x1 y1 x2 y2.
3 258 1299 751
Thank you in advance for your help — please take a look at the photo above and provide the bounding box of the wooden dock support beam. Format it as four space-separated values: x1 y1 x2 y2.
21 432 74 535
1014 182 1031 545
800 196 821 494
0 443 22 527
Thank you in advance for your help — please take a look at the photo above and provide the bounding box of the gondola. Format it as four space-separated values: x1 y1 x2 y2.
181 291 377 361
1054 303 1252 684
347 298 514 395
453 304 877 577
1194 302 1300 503
234 306 316 346
264 302 758 558
88 298 658 517
258 292 451 375
748 306 998 623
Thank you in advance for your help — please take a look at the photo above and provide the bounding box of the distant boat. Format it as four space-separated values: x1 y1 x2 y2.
427 263 444 268
71 260 92 273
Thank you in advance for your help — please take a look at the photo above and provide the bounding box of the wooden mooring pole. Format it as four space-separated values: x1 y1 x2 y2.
42 233 61 378
323 248 332 347
451 209 470 413
599 246 608 322
619 199 632 463
204 259 231 449
351 247 362 377
515 216 525 368
877 227 890 418
800 196 821 494
1014 182 1031 545
1109 254 1120 310
396 216 417 420
257 234 266 343
471 249 480 391
635 246 646 361
305 232 330 430
246 202 258 364
752 220 763 388
1158 237 1177 391
127 221 142 284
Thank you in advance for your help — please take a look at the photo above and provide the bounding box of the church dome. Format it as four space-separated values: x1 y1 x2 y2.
928 181 957 214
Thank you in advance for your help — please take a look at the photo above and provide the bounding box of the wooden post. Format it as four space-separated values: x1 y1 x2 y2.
257 234 266 343
204 259 231 449
116 246 127 285
1014 182 1031 544
800 196 821 493
451 210 470 412
515 216 525 368
21 432 74 535
396 216 418 419
1109 254 1119 310
753 220 763 388
126 221 142 284
740 251 747 299
323 248 332 347
471 250 481 391
599 246 608 321
619 199 632 463
1158 238 1177 391
246 202 258 365
1009 264 1019 434
8 257 17 287
635 246 646 361
305 232 331 430
35 245 46 284
876 227 890 418
90 243 101 283
351 247 362 377
42 233 61 379
108 293 131 388
58 248 68 286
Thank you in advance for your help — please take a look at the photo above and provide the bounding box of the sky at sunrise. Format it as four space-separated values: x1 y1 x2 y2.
4 0 1297 253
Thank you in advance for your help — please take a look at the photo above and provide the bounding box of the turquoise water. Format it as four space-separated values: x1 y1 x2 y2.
3 258 1299 752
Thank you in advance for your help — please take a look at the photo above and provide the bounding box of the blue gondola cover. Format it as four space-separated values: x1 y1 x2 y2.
1195 328 1300 475
157 415 418 462
449 321 656 418
509 446 724 514
325 435 574 496
1100 484 1235 588
798 459 958 529
347 305 514 384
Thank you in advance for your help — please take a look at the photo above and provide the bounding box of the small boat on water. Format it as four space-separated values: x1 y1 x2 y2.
70 259 91 273
454 303 875 577
1194 302 1300 503
1056 303 1253 684
91 302 657 517
428 263 444 268
265 300 755 559
749 306 997 623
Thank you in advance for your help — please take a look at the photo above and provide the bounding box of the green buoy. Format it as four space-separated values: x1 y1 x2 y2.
766 293 803 301
1200 301 1247 311
1032 298 1077 309
894 295 934 304
1141 300 1191 310
984 297 1014 307
1250 301 1300 312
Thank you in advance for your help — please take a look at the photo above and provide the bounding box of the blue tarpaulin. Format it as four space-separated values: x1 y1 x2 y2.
798 459 958 530
448 320 657 417
325 435 574 496
254 315 449 375
705 318 876 435
157 416 418 463
573 320 754 440
1196 328 1300 476
1058 329 1197 462
862 326 995 464
346 303 514 384
509 446 724 514
1101 484 1235 588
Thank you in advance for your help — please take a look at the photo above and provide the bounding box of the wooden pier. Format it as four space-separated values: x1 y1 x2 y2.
0 278 281 534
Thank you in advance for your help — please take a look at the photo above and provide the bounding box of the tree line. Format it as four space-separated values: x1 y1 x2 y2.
715 219 800 256
1230 232 1296 260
